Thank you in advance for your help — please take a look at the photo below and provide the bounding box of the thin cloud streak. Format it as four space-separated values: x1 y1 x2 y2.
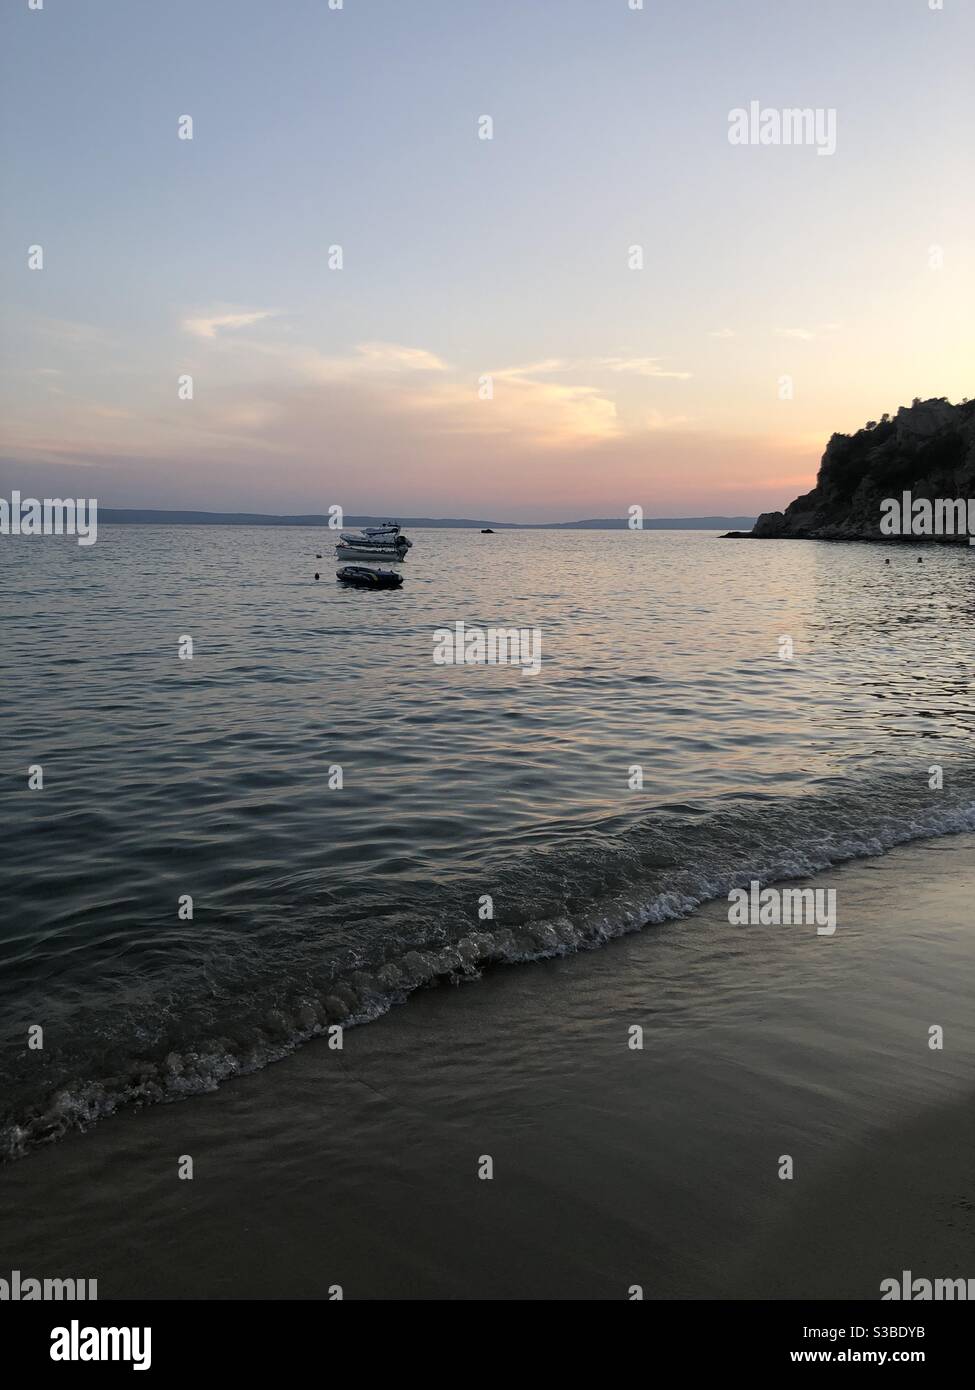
183 310 278 340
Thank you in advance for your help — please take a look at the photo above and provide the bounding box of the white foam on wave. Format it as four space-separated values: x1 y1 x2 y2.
4 794 975 1163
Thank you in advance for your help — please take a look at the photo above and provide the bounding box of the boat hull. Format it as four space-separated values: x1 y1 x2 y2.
335 544 408 561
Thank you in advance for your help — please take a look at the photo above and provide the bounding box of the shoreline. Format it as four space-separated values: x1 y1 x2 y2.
721 532 975 543
1 832 973 1298
5 780 975 1166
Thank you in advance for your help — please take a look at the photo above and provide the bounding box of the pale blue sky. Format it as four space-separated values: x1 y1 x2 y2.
2 0 972 518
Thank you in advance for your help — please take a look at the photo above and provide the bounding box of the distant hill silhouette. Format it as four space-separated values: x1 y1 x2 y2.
99 510 757 531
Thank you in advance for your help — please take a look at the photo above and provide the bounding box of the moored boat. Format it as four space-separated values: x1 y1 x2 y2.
336 565 403 589
360 521 407 538
336 520 412 560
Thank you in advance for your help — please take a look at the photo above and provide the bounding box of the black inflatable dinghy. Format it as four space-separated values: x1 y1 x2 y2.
336 565 403 589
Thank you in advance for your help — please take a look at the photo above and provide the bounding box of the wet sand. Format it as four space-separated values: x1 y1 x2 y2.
1 833 973 1299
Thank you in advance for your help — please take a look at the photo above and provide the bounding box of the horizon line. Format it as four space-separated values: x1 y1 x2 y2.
93 506 759 531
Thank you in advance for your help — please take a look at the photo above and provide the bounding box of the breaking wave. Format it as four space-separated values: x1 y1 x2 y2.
3 777 975 1163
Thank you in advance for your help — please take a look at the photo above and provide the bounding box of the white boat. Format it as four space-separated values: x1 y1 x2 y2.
339 520 403 536
336 521 413 559
339 532 412 547
340 525 411 545
361 522 404 537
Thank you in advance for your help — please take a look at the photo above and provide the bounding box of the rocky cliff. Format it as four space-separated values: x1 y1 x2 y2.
726 397 975 541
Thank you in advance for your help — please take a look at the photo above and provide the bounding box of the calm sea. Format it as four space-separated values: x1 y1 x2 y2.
2 525 974 1159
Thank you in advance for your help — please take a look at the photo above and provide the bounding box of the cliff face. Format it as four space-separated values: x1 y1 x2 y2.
731 397 975 540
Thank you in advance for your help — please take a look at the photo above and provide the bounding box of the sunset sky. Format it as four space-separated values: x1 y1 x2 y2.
2 0 973 521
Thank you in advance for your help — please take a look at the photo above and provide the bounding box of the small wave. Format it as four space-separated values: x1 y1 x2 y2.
3 787 975 1164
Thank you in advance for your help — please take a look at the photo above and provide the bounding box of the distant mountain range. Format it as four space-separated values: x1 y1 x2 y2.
99 509 757 531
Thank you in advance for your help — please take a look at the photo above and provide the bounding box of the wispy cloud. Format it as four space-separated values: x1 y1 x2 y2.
594 357 693 379
183 309 277 340
404 376 620 448
355 342 447 372
708 328 737 339
494 356 692 381
3 336 702 496
272 344 660 447
302 341 450 379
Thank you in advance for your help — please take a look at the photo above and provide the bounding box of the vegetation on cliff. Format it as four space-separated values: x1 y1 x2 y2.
728 397 975 540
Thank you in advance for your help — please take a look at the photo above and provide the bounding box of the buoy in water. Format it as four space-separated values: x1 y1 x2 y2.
314 572 320 580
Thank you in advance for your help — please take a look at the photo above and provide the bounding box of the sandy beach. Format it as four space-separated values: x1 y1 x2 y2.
1 832 973 1300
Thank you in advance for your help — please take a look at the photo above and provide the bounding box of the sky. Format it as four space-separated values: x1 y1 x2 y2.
1 0 973 521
